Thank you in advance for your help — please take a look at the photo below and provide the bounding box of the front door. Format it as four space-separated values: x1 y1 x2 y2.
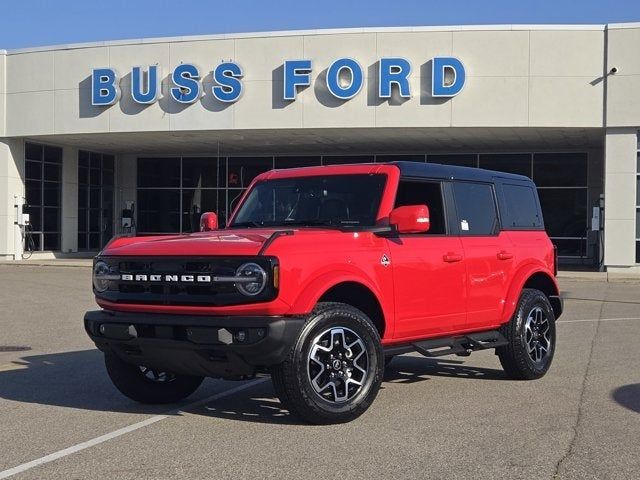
387 179 467 340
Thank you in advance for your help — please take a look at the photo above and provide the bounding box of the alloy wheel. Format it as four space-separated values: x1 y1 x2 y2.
139 366 175 383
307 327 369 403
524 306 551 364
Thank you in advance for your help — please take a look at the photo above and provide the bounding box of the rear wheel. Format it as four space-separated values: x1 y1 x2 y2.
497 288 556 380
271 302 383 424
104 354 204 404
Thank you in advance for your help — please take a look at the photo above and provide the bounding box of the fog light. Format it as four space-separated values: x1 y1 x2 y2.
235 330 248 342
99 324 106 335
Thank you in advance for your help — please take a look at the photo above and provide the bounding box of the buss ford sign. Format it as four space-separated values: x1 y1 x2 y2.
91 57 466 106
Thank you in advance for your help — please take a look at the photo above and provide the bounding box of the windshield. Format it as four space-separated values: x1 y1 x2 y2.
230 174 387 228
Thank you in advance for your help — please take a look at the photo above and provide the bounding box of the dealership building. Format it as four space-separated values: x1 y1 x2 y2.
1 23 639 272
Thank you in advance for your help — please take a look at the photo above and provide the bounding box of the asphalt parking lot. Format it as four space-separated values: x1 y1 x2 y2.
0 265 639 479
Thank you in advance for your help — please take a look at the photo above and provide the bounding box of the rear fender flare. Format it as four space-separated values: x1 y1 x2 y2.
501 265 559 323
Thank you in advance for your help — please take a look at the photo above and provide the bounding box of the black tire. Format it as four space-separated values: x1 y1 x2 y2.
104 354 204 404
271 302 384 424
497 288 556 380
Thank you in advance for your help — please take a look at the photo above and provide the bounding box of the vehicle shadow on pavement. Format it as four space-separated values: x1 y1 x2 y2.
0 349 506 425
194 356 507 425
611 383 640 413
0 349 185 414
383 355 506 383
195 381 299 425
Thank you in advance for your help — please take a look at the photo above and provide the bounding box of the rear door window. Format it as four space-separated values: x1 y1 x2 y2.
452 182 499 235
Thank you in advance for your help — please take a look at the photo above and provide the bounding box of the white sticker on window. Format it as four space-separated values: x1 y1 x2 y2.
461 220 469 231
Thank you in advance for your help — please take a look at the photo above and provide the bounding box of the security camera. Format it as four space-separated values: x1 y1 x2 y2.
609 67 618 74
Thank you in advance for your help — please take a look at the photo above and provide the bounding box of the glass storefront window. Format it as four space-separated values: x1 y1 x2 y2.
376 154 426 163
132 150 593 263
275 156 321 169
78 151 114 250
533 153 587 187
24 142 63 251
182 157 218 188
137 189 181 233
181 189 220 233
137 156 227 233
553 238 587 257
538 189 587 238
226 157 273 188
322 155 374 165
137 157 180 188
479 153 532 177
428 154 478 168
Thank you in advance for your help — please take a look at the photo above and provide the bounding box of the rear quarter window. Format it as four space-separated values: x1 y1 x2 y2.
501 183 543 229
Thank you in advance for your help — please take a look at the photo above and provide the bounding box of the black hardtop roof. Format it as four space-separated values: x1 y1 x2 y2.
391 161 532 184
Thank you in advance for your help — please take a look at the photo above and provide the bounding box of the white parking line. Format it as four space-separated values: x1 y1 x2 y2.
0 377 268 479
557 317 640 324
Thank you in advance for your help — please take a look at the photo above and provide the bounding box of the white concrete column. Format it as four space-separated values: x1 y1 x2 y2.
603 128 638 270
116 154 137 235
61 146 78 252
0 138 25 260
0 50 6 138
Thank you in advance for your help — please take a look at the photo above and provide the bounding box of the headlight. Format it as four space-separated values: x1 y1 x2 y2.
93 260 112 293
235 262 267 296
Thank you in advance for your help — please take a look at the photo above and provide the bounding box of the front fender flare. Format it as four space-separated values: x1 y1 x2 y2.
288 270 393 338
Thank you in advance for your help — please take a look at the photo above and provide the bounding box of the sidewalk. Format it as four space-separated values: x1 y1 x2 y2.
0 258 94 267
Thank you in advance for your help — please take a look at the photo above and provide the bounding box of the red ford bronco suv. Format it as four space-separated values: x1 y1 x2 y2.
85 161 562 424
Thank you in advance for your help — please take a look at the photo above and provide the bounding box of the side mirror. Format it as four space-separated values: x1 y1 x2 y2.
389 205 430 234
200 212 218 231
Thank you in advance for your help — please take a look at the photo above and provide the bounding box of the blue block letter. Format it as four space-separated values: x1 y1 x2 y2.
283 60 311 101
432 57 466 97
212 62 243 103
171 64 201 103
379 58 411 98
131 65 160 104
326 58 363 100
91 68 119 106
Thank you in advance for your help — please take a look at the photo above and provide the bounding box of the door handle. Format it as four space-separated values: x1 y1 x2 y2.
443 252 463 263
497 251 513 260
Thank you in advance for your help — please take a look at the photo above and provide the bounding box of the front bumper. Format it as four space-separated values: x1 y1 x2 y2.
84 310 305 379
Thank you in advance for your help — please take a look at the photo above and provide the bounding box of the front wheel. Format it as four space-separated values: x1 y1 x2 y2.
271 302 384 424
104 354 204 404
497 288 556 380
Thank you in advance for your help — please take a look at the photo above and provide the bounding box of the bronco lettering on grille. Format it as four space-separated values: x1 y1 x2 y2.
120 274 212 283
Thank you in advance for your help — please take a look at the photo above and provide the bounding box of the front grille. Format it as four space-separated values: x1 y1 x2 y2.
97 256 277 307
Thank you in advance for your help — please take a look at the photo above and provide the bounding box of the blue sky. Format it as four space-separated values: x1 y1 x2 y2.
1 0 639 50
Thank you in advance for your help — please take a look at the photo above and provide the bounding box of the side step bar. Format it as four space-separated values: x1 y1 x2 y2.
384 330 508 358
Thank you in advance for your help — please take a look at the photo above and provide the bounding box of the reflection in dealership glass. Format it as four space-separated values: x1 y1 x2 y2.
231 174 386 228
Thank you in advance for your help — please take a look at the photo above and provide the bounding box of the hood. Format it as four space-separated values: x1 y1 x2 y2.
101 229 286 257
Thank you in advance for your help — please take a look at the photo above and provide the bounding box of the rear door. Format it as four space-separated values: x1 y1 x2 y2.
450 181 514 329
387 179 467 339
